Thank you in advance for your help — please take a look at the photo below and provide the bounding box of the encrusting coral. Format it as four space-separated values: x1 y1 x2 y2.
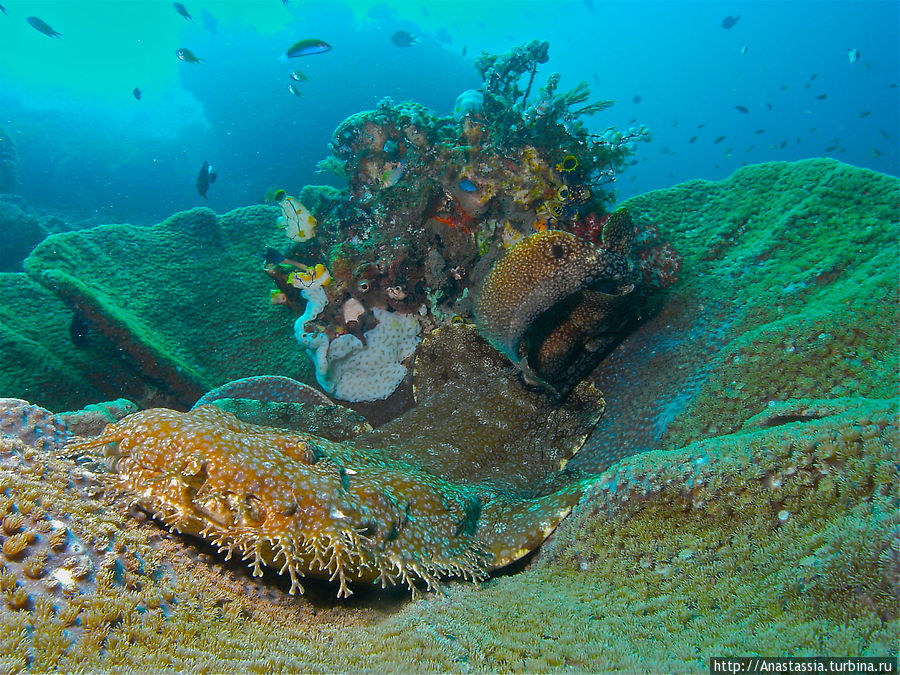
67 324 603 598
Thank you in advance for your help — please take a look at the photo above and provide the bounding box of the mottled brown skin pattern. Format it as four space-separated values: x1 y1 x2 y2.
68 326 603 598
474 209 640 394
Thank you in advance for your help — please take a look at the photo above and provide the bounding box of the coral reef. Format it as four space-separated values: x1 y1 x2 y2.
67 324 603 598
0 158 896 670
0 273 147 411
266 42 653 402
0 200 47 273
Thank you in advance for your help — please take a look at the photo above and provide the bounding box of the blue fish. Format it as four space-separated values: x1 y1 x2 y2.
458 178 477 192
285 38 331 58
27 16 61 37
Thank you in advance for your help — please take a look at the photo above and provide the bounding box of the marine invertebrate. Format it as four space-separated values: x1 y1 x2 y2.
68 324 604 598
474 211 640 395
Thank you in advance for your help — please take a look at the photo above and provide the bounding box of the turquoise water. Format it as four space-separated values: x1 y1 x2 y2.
0 0 897 224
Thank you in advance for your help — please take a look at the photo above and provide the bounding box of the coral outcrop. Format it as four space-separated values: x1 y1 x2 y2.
20 206 311 408
266 41 653 402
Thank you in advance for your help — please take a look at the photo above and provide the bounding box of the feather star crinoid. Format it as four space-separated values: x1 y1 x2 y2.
68 324 603 598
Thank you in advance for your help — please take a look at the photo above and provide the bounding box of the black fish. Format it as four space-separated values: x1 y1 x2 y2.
264 247 285 265
754 128 765 134
27 16 61 37
859 110 870 118
765 102 773 110
689 136 698 144
632 95 642 104
816 94 827 100
196 160 216 199
390 30 417 47
173 2 192 21
69 312 90 347
132 87 142 100
734 105 749 114
714 136 727 144
721 15 740 29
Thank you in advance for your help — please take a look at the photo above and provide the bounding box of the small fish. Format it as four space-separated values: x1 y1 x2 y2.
714 136 726 144
632 95 642 104
391 30 419 47
196 160 216 199
744 145 754 152
132 87 142 100
721 15 740 29
879 129 889 139
780 140 787 149
27 16 61 37
264 247 285 265
825 142 839 152
847 48 860 63
462 45 467 57
859 110 870 118
781 84 789 91
697 123 706 128
285 38 331 58
740 45 748 55
734 105 749 114
688 136 698 144
289 70 308 82
458 178 477 192
0 5 7 16
755 129 765 134
765 101 773 110
816 94 827 100
390 30 417 47
810 73 818 80
287 83 302 97
176 48 202 63
871 149 881 158
173 2 192 21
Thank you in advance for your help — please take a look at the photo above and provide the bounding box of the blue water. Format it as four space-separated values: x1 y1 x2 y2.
0 0 897 225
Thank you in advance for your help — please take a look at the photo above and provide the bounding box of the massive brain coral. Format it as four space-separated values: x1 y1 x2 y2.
68 325 603 597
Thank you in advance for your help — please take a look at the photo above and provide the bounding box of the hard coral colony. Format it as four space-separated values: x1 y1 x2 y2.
266 40 653 403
